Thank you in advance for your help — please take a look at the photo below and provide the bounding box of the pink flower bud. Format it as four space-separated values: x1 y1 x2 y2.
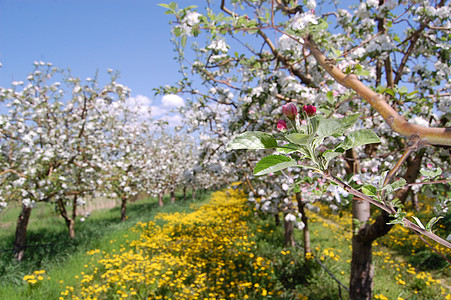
277 120 287 131
282 103 298 119
303 104 316 116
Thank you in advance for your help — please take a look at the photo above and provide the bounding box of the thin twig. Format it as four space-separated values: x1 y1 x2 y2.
407 179 451 187
412 230 451 265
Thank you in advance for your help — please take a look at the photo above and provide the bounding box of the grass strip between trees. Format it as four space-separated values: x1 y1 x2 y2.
1 188 450 299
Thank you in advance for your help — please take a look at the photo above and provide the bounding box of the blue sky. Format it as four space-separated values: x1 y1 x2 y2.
0 0 194 124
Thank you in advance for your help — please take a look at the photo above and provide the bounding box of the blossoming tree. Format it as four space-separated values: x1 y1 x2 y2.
0 64 140 258
159 0 450 298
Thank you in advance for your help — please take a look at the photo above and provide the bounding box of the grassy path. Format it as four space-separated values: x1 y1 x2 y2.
1 188 450 299
0 191 210 299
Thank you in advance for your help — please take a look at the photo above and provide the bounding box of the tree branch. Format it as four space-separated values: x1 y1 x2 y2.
323 172 451 250
303 35 451 146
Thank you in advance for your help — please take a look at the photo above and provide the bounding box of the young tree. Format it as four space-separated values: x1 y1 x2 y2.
159 1 450 298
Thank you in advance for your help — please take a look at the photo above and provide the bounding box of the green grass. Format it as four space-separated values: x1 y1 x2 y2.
1 188 449 299
0 189 212 299
249 209 450 300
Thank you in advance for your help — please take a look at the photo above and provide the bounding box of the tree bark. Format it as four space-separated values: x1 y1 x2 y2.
345 148 374 300
183 186 187 201
14 204 33 261
57 198 76 239
296 193 311 255
170 188 176 203
350 199 372 300
120 195 127 222
350 211 394 299
412 191 420 212
347 146 394 299
283 213 295 247
158 191 164 207
67 219 75 239
274 212 280 226
192 185 196 201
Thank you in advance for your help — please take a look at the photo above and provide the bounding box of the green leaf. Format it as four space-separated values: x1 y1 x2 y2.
181 35 187 48
412 216 425 230
379 171 389 189
286 133 314 146
425 216 443 232
399 86 408 94
354 64 370 76
310 116 319 135
326 91 334 104
276 143 298 154
173 26 182 37
254 155 297 176
317 114 360 138
184 5 198 10
227 131 278 150
158 3 172 9
390 178 407 191
362 184 378 197
293 184 301 193
159 2 178 14
337 129 380 150
406 90 418 97
385 88 396 97
322 150 342 166
383 184 394 194
420 167 442 178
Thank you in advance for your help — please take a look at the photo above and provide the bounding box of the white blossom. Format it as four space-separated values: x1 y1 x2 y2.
290 12 318 31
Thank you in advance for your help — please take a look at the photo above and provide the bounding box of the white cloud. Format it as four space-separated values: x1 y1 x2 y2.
124 94 185 129
150 105 168 117
124 95 152 120
162 94 185 108
159 114 184 127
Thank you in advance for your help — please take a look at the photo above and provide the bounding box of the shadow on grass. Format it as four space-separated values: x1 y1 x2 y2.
0 190 209 287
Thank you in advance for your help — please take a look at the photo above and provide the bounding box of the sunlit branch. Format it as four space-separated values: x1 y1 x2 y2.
303 35 451 146
0 169 26 177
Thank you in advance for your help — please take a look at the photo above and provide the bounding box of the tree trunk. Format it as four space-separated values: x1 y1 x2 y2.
296 193 311 255
57 198 76 239
283 213 295 247
170 188 176 203
345 148 374 299
349 211 394 300
14 204 33 261
158 191 164 207
192 185 196 201
274 213 280 226
183 186 187 201
67 219 75 239
412 190 420 212
350 199 372 300
120 195 127 221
